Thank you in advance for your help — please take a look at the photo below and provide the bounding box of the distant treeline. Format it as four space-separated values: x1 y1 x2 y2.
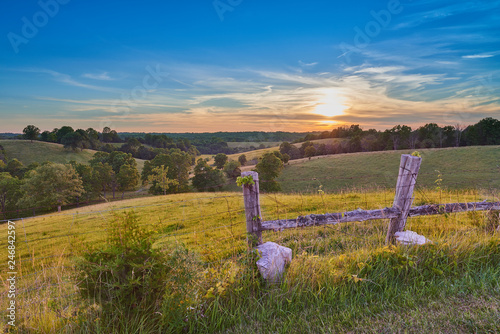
277 117 500 161
3 117 500 160
122 131 307 154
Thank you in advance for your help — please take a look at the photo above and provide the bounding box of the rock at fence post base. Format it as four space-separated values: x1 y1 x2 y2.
395 230 431 245
255 242 292 283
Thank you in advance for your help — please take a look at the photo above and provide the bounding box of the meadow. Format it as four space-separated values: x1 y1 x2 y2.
0 183 499 333
0 140 146 174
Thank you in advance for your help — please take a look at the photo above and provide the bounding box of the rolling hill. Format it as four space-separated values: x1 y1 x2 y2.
0 139 146 173
276 145 500 193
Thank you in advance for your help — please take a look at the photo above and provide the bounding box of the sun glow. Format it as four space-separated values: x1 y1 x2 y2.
313 89 348 117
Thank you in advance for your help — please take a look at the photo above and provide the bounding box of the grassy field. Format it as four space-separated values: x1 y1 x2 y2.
200 138 346 164
0 186 499 333
226 141 282 149
276 146 500 193
0 140 146 173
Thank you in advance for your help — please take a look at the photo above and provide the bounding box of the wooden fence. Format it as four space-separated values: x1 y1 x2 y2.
241 154 500 247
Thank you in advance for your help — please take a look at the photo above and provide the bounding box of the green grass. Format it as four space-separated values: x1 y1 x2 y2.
0 139 146 173
278 146 500 192
226 141 282 149
1 187 499 333
202 138 346 165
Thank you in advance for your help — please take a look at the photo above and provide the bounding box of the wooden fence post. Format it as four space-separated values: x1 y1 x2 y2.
386 154 422 244
241 171 263 248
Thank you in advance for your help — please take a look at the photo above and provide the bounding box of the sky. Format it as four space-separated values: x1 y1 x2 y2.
0 0 499 133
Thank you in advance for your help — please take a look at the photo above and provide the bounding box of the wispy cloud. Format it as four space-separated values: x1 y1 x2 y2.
17 68 119 93
298 60 318 67
462 54 495 59
82 72 114 80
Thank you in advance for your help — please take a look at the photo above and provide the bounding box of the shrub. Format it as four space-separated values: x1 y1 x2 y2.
75 210 201 332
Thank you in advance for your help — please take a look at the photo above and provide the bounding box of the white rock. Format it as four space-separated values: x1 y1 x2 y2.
255 242 292 282
395 230 431 245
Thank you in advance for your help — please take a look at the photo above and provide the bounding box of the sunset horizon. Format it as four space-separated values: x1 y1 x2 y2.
1 0 499 133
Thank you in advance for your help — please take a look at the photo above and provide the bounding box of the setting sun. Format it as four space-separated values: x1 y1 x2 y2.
313 89 349 118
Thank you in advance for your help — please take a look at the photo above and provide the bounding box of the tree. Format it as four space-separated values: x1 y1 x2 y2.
304 146 316 160
22 125 40 142
91 162 114 199
223 160 241 180
0 173 22 219
141 151 191 194
70 162 101 202
5 159 25 179
117 164 140 198
40 130 57 142
238 154 247 166
279 142 293 156
146 165 178 196
454 123 464 147
62 131 84 151
18 163 84 213
192 159 225 192
255 153 283 192
56 126 74 143
214 153 228 169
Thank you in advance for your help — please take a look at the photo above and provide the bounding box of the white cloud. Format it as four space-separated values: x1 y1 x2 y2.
462 54 494 59
82 72 114 80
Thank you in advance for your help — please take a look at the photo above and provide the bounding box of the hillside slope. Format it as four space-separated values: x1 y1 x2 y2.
277 146 500 192
0 139 145 172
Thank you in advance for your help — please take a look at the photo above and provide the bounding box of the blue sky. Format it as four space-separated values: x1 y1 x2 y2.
1 0 499 133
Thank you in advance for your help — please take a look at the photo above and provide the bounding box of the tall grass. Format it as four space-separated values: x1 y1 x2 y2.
0 188 499 333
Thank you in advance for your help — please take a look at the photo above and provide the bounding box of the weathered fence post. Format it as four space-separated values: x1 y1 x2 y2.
241 171 263 248
386 154 422 244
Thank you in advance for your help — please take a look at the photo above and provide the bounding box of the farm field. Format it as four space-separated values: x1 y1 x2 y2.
0 140 146 173
1 186 499 333
226 141 282 149
199 138 347 164
276 146 500 193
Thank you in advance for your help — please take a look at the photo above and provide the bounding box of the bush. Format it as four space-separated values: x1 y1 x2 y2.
75 210 202 332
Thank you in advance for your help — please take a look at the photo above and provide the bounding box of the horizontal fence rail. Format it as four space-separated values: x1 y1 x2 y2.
240 154 500 246
260 201 500 231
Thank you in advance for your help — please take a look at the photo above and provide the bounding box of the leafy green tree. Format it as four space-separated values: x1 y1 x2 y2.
56 126 74 143
91 162 114 199
0 173 22 219
141 151 191 194
279 142 293 156
22 125 40 142
214 153 228 169
281 153 290 164
86 128 101 149
5 159 25 179
18 163 84 212
192 158 225 192
70 162 101 202
300 141 314 157
146 165 178 196
238 154 247 166
40 130 57 142
304 146 316 159
62 131 84 151
255 153 283 192
223 160 241 179
117 164 140 198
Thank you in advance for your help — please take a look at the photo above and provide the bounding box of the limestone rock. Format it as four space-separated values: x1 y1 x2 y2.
255 242 292 282
395 230 431 245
